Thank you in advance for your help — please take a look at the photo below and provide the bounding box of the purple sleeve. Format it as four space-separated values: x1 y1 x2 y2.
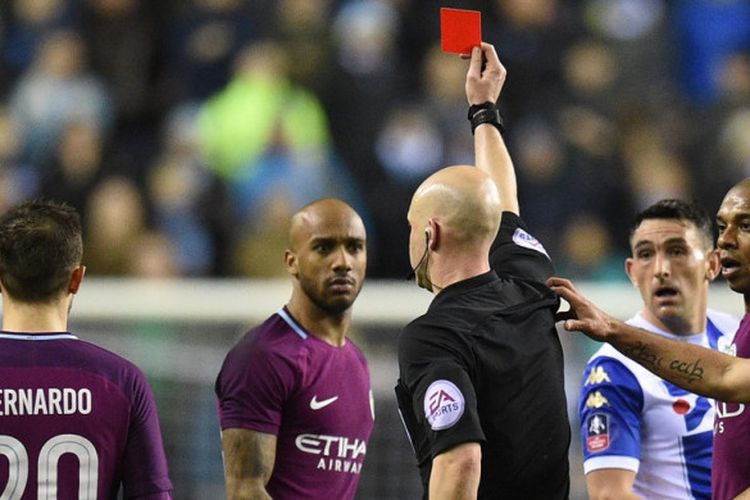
121 370 173 499
215 341 298 434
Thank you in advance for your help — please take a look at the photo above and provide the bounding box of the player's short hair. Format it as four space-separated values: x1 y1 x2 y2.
0 200 83 302
629 199 714 249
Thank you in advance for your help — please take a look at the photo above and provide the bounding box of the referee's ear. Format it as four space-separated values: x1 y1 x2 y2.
427 220 440 252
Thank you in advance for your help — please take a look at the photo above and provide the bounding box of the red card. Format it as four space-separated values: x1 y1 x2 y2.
440 8 481 55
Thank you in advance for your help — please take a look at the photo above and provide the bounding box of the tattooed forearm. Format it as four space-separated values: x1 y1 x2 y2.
224 433 273 478
622 342 705 385
223 429 275 480
668 358 704 384
221 428 277 499
623 342 664 372
248 433 275 478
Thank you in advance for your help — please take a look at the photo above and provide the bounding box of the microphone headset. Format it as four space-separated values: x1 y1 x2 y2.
405 228 432 281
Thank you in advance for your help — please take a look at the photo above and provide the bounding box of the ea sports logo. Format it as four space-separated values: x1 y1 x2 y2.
424 380 465 430
429 390 455 414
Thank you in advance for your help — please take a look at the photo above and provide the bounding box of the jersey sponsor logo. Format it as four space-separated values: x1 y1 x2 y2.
585 366 611 385
511 228 550 258
310 395 339 410
424 380 464 431
715 402 745 419
0 388 92 416
295 433 366 474
586 413 610 452
715 402 746 434
585 391 609 409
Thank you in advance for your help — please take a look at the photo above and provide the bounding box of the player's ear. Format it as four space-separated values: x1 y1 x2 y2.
624 257 637 287
284 249 299 278
68 265 86 295
706 248 720 282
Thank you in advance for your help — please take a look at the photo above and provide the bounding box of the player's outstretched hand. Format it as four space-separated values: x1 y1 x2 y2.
465 42 506 106
546 277 615 342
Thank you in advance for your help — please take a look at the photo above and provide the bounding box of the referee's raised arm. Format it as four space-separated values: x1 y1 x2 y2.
466 43 518 216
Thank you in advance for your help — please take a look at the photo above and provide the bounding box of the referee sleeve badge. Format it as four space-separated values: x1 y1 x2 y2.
423 380 465 431
511 228 550 258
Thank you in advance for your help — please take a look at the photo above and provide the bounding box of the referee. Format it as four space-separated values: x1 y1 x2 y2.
395 43 570 499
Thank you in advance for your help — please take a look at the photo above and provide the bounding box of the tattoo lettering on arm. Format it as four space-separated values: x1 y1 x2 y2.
622 342 705 385
622 342 664 372
668 358 704 384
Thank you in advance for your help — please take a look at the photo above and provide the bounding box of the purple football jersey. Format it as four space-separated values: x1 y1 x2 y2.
0 331 172 499
216 307 374 500
713 313 750 500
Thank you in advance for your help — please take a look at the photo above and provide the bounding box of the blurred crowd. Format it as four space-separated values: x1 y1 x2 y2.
1 0 750 279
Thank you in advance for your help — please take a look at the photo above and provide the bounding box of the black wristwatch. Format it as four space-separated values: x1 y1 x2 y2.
468 101 504 135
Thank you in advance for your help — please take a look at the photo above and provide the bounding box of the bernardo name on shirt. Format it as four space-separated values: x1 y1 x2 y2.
0 387 92 416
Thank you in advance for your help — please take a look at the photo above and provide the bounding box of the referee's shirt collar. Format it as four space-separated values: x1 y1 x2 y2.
433 270 497 301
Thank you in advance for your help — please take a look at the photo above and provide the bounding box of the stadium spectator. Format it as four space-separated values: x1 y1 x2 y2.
578 199 738 499
146 150 216 276
38 119 105 220
0 106 36 210
274 0 334 93
396 43 570 499
556 212 625 282
83 176 147 275
672 0 750 105
81 0 160 126
0 200 172 497
163 0 260 101
2 0 79 82
8 29 113 164
215 198 374 499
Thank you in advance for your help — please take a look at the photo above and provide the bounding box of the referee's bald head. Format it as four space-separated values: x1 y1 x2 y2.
409 166 501 249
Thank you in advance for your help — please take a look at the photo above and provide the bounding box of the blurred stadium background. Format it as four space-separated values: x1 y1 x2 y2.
2 0 750 498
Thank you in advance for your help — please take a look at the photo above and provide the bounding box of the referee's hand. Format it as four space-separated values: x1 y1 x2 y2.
465 42 506 106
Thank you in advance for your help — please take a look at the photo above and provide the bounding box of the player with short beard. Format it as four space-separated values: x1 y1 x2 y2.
215 198 374 500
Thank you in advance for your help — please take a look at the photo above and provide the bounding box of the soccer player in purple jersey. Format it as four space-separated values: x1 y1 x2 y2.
0 201 172 499
548 177 750 500
215 199 374 500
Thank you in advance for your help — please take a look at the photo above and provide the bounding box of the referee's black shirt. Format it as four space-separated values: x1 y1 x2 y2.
396 212 571 499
